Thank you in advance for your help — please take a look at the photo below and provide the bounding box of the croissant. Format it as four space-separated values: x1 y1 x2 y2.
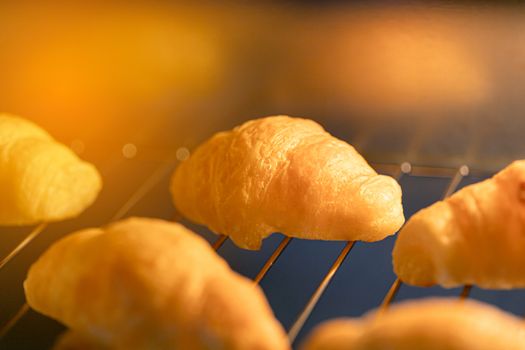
393 160 525 289
302 298 525 350
171 116 404 249
24 217 289 350
0 114 102 226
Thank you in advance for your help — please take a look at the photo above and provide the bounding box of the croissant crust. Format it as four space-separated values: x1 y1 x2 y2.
171 116 404 249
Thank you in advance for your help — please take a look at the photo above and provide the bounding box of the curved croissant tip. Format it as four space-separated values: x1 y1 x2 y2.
0 114 103 225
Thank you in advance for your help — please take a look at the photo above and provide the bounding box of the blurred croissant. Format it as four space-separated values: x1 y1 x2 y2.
171 116 404 249
0 114 102 225
24 217 289 350
393 160 525 288
302 298 525 350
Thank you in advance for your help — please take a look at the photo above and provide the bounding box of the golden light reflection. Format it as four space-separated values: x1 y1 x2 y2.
175 147 190 161
122 143 138 159
0 2 229 158
273 6 501 118
346 14 487 111
335 20 489 111
1 1 524 159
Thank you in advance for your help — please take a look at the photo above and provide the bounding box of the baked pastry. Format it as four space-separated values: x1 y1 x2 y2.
0 114 102 225
302 298 525 350
171 115 404 249
393 160 525 288
24 217 289 350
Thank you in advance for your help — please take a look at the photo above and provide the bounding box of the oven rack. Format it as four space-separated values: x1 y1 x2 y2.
0 159 515 349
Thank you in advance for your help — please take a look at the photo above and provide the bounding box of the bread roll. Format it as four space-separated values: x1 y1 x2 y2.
302 298 525 350
0 114 102 225
24 217 289 350
393 160 525 288
171 116 404 249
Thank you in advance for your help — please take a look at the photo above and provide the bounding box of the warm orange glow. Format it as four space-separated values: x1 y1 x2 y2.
0 2 228 156
271 6 509 118
1 2 524 156
334 18 489 111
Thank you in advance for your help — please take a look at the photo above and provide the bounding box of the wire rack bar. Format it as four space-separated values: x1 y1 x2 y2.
380 278 402 311
380 165 469 311
442 166 469 199
110 161 175 222
0 223 48 271
254 236 292 284
0 304 29 339
370 162 487 178
287 241 355 343
460 285 472 300
212 234 228 251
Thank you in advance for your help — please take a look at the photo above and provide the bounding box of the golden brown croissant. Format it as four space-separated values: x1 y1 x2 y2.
24 217 289 350
302 298 525 350
171 116 404 249
0 114 102 225
393 160 525 289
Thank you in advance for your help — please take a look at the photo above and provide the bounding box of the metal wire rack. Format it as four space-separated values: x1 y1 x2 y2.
0 155 522 349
